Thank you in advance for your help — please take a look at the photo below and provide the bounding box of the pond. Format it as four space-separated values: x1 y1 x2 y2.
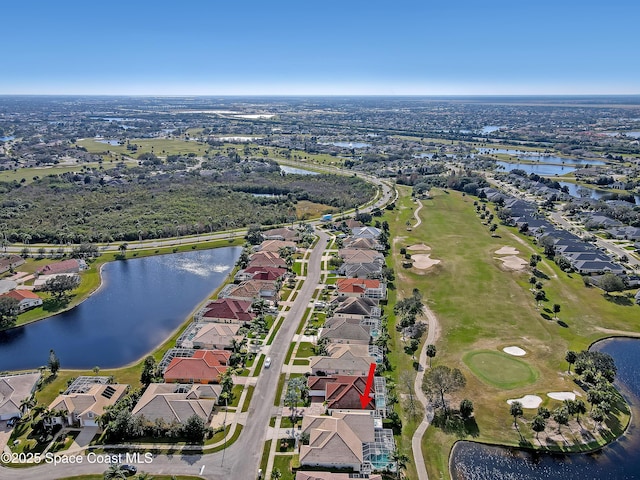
451 337 640 480
96 139 121 146
280 165 319 175
559 182 640 205
0 136 15 142
0 247 240 371
496 162 576 176
480 149 606 166
326 142 371 149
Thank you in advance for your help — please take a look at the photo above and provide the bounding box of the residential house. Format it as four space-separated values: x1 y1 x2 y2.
338 262 383 279
235 266 287 282
177 323 243 350
0 372 41 420
0 279 18 295
33 273 79 290
195 298 255 324
607 226 640 241
257 240 298 253
307 374 388 417
341 236 382 251
296 472 382 480
247 251 287 269
336 278 386 300
220 279 279 302
299 412 395 474
262 227 300 242
573 260 625 275
332 297 381 322
351 227 382 239
320 318 372 345
132 383 218 424
36 259 87 276
163 350 231 384
47 381 128 428
0 290 43 312
338 249 385 266
310 347 376 376
0 255 25 275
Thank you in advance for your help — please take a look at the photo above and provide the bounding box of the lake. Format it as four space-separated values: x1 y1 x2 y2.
280 165 318 175
496 161 576 176
481 126 504 134
559 182 640 205
325 142 371 149
0 247 240 371
451 337 640 480
480 149 606 166
96 139 121 146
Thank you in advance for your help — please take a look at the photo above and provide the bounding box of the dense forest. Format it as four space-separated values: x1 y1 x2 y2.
0 168 374 243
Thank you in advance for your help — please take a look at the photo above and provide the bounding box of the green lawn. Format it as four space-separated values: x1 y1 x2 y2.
295 342 315 358
463 350 539 389
384 186 636 479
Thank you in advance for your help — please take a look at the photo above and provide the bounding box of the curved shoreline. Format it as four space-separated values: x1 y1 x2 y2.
447 335 637 478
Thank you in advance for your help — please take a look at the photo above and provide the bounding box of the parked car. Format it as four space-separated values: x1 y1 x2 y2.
6 417 19 428
121 464 137 475
264 357 272 368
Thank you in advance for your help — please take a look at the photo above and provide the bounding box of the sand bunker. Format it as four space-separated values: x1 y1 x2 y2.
547 392 576 401
503 346 527 356
495 246 520 255
497 255 528 270
507 395 542 409
412 254 441 270
407 243 432 252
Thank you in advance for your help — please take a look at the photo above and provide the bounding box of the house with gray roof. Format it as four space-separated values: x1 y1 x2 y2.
0 372 41 420
132 383 218 424
300 412 395 474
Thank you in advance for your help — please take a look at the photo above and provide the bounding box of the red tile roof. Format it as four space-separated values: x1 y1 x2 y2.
308 375 375 411
36 259 81 275
3 290 41 301
243 266 287 280
201 298 255 322
163 350 231 383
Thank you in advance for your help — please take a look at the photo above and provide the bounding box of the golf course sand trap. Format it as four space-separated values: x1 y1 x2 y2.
507 395 542 409
495 246 520 255
407 243 432 252
412 254 441 270
547 392 576 401
497 255 528 270
503 346 527 356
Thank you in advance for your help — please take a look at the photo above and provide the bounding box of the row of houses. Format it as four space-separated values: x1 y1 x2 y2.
44 375 222 429
482 189 627 276
296 223 396 476
0 257 88 311
43 237 302 432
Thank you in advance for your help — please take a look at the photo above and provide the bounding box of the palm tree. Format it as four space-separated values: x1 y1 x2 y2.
565 351 577 373
104 464 128 480
270 468 282 480
391 448 410 479
19 395 36 418
531 415 546 442
510 401 523 432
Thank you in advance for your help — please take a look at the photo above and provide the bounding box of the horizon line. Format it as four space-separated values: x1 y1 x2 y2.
1 93 640 98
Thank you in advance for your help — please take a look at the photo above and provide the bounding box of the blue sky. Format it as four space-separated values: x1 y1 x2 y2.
2 0 638 95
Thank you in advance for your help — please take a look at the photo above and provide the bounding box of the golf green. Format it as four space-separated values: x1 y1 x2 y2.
463 350 539 389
